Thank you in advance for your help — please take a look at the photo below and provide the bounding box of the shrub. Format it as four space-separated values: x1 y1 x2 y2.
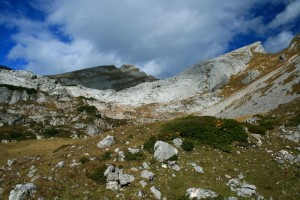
9 131 23 139
0 84 37 94
181 139 194 151
125 151 145 161
44 128 59 137
161 116 248 152
100 151 112 161
79 156 90 164
244 123 266 135
77 105 97 114
86 165 107 184
144 136 157 153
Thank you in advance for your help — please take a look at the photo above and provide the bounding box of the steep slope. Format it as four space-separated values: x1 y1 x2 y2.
48 64 157 91
203 34 300 118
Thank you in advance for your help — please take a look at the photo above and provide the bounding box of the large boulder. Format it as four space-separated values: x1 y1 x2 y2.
9 183 36 200
97 135 115 148
154 141 178 162
186 188 218 199
86 125 99 136
150 186 161 200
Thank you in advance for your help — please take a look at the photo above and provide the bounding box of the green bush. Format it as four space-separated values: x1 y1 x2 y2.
79 156 90 164
9 131 23 139
77 105 97 114
100 151 112 161
86 165 107 184
125 151 145 161
244 123 266 135
44 128 59 137
161 116 248 152
181 139 194 151
0 84 37 94
144 136 157 153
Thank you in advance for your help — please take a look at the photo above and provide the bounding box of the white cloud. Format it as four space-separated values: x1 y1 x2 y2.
268 0 300 28
2 0 298 77
263 31 294 53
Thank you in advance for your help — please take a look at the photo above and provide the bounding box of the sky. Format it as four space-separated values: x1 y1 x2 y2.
0 0 299 78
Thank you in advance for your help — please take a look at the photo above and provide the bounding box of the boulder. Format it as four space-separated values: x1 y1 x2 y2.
141 170 155 181
186 188 218 199
86 125 99 136
154 141 178 162
173 138 183 147
9 183 36 200
119 173 135 186
97 135 115 148
150 186 161 200
227 178 257 198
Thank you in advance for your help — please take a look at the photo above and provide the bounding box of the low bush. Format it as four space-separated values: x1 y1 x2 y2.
77 105 97 114
44 128 59 137
125 151 145 161
0 84 37 94
100 151 112 161
79 156 90 164
161 116 248 152
181 139 194 151
86 165 107 184
243 123 266 135
144 136 157 153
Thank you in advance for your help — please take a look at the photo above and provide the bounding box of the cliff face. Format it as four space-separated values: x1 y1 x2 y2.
48 64 157 91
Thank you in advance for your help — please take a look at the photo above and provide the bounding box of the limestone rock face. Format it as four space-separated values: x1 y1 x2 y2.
154 141 178 162
9 183 36 200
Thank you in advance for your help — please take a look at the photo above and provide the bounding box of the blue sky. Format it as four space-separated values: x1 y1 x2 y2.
0 0 299 78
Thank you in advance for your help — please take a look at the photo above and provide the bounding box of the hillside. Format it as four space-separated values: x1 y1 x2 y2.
48 64 157 91
0 34 299 199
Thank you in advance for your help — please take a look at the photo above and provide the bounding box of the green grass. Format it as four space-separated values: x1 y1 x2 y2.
160 116 248 152
86 164 107 184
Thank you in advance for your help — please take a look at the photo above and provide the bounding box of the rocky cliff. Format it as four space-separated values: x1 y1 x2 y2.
48 64 157 91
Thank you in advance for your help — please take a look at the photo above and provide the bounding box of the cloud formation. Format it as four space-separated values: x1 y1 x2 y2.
2 0 300 77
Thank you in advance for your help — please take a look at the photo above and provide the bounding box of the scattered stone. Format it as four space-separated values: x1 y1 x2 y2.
137 190 145 197
173 138 183 147
245 117 260 125
142 162 150 169
0 122 3 127
275 150 294 164
227 197 238 200
128 148 140 154
150 186 161 200
7 159 15 167
118 151 125 161
97 135 115 148
140 180 147 188
9 183 36 200
186 188 218 199
227 178 258 198
56 161 65 168
141 170 155 181
70 160 81 167
27 166 37 178
106 181 119 191
161 164 167 168
86 125 99 136
191 163 204 174
119 173 135 186
154 141 178 162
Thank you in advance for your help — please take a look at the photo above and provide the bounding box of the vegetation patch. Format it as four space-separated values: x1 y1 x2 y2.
44 128 59 137
77 105 97 114
144 136 157 153
100 151 112 161
125 151 145 161
181 139 195 151
86 165 107 184
160 116 248 152
0 84 38 94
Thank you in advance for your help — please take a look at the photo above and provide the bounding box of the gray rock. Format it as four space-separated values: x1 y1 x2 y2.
191 163 204 174
27 166 37 178
150 186 161 200
7 159 15 167
186 188 218 199
104 165 118 176
56 161 65 168
140 180 147 188
142 162 150 169
119 173 135 186
128 147 140 154
154 141 178 162
9 183 36 200
173 138 183 147
106 181 119 191
97 135 115 148
227 178 257 198
0 123 3 127
86 125 99 136
241 70 260 84
118 151 125 161
275 150 294 164
107 173 119 182
141 170 155 181
171 164 181 171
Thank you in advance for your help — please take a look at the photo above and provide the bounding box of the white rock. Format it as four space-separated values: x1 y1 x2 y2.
56 161 65 168
173 138 183 147
9 183 36 200
154 141 178 162
186 188 218 199
128 147 140 154
150 186 161 200
141 170 155 181
97 135 115 148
